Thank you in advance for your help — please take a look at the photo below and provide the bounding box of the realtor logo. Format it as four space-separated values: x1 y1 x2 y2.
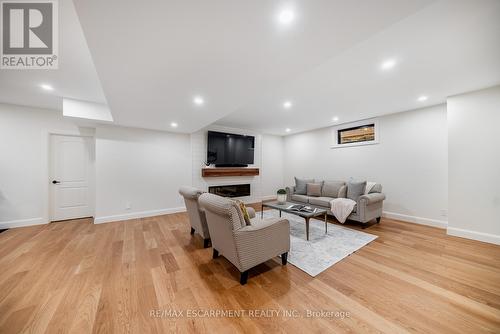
1 0 58 69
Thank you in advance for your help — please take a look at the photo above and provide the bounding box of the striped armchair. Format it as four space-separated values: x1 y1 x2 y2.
198 193 290 284
179 186 211 247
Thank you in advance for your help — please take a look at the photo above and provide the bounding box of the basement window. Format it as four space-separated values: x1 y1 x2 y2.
331 118 379 149
337 124 375 144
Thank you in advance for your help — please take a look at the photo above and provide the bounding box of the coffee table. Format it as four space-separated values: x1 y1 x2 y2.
261 201 328 241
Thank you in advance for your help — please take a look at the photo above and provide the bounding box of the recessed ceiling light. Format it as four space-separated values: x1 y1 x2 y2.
170 122 178 128
193 96 204 106
40 84 54 91
417 95 428 102
380 59 397 70
283 101 292 109
332 116 339 122
285 128 291 133
278 9 295 25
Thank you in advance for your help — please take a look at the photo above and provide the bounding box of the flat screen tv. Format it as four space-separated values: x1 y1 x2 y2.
207 131 255 167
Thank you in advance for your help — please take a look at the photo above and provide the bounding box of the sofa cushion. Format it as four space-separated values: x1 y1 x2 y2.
306 182 322 197
309 196 334 207
294 177 314 195
369 183 382 193
291 194 309 203
347 180 367 201
321 181 345 198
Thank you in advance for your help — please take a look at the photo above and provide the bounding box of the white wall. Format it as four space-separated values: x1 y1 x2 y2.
0 104 83 227
0 103 191 228
447 86 500 244
94 126 191 223
283 104 448 227
0 103 282 228
261 134 285 198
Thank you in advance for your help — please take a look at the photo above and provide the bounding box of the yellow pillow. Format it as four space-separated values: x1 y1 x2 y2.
234 199 251 225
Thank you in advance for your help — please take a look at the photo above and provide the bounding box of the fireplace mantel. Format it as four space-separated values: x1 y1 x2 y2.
201 167 259 177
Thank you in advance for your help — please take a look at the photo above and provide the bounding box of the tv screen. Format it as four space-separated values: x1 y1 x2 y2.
207 131 255 167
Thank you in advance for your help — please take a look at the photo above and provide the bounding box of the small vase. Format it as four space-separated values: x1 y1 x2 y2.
277 193 287 204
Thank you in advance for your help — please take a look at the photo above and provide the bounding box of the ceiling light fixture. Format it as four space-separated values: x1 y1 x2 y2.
332 116 339 122
40 84 54 91
285 128 291 133
193 96 204 106
283 101 292 109
380 59 397 70
170 122 178 128
278 9 295 25
417 95 428 102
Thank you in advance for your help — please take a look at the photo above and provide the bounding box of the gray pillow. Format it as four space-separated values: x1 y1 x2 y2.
306 183 322 197
322 181 345 198
347 181 366 201
295 177 314 195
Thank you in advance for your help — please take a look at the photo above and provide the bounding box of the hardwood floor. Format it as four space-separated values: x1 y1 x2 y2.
1 211 499 333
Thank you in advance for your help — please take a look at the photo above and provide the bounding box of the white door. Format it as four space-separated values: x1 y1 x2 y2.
50 135 94 221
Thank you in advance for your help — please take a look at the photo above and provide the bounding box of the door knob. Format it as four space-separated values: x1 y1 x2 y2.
52 180 61 184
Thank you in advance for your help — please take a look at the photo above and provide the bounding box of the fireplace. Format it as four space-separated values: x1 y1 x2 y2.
208 184 250 198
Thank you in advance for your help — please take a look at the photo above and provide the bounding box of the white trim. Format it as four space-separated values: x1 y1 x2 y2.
0 218 48 229
94 207 186 224
447 227 500 245
331 118 379 149
382 211 448 229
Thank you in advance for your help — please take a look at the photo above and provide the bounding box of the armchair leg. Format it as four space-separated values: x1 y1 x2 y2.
376 217 381 224
240 271 249 285
203 238 210 248
190 227 195 235
212 249 219 259
281 252 288 265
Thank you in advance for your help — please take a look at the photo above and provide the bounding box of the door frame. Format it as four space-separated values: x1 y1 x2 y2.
42 128 96 223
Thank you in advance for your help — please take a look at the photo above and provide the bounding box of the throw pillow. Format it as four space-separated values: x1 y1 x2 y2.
347 181 367 201
234 199 251 225
322 181 345 198
306 183 322 197
295 177 314 195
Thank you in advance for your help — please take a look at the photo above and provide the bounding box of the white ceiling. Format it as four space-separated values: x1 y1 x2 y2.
217 0 500 134
72 0 436 133
1 0 499 135
0 0 105 111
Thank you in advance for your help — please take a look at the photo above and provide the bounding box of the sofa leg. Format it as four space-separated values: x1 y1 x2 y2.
281 252 288 265
190 227 195 235
203 238 210 248
376 217 381 224
212 249 219 259
240 271 249 285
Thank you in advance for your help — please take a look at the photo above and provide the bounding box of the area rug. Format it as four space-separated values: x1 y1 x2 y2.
262 211 377 277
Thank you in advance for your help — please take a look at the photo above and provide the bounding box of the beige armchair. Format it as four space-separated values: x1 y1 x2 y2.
199 193 290 284
179 186 211 248
179 186 258 248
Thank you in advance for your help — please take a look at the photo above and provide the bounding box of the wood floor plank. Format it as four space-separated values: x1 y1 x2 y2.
0 213 499 333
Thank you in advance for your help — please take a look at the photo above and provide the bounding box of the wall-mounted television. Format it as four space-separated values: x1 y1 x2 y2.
207 131 255 167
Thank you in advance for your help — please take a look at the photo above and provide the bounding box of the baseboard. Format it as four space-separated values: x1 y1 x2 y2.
382 211 448 229
94 207 186 224
0 217 48 229
447 227 500 245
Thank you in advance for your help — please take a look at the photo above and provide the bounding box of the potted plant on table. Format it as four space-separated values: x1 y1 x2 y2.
276 188 287 204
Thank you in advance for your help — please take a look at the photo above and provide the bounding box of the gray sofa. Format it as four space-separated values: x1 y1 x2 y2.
286 180 385 226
